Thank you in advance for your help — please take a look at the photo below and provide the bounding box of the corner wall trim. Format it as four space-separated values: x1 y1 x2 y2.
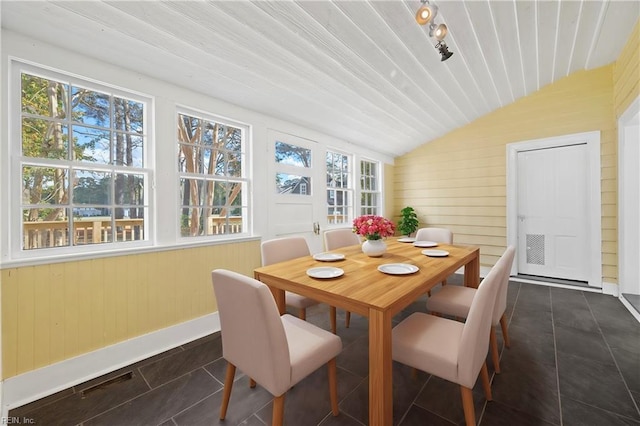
2 312 220 414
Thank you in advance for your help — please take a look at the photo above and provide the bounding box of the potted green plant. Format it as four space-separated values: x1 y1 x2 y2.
397 206 419 237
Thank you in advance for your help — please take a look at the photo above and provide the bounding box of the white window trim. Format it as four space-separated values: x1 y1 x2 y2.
5 59 156 263
175 105 252 242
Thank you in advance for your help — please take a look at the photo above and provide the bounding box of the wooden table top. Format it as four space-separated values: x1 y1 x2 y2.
254 238 479 317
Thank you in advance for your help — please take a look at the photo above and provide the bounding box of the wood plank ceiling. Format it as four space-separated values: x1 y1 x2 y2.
2 1 638 157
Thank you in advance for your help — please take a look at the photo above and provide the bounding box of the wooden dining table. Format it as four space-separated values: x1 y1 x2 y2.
253 237 480 426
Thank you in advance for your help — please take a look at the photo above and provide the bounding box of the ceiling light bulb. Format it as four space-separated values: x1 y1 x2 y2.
434 24 448 41
415 5 433 25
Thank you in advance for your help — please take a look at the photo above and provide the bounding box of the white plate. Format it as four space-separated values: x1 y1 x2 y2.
398 237 416 243
377 263 419 275
422 249 449 257
313 252 346 262
306 267 344 279
413 240 438 248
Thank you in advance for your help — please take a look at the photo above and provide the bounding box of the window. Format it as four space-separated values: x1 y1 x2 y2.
274 141 312 195
360 160 380 215
177 110 249 237
326 151 353 224
18 66 150 251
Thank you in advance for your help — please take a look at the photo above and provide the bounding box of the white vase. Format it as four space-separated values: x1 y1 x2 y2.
362 239 387 257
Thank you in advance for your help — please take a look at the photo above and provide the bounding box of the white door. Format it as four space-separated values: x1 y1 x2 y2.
517 144 590 281
619 120 640 297
266 130 325 253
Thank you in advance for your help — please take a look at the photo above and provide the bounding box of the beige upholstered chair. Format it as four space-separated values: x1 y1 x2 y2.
261 236 338 333
212 269 342 426
415 227 453 245
426 246 516 374
415 227 454 294
323 228 361 328
392 256 504 426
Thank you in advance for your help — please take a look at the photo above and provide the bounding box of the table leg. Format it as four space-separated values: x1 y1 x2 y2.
369 308 393 426
464 248 481 288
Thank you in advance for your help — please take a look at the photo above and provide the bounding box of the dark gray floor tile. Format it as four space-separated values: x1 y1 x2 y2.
159 419 177 426
336 334 369 378
319 412 365 426
174 375 271 426
601 326 640 354
550 287 588 307
480 400 558 426
611 348 640 392
239 414 267 425
557 352 640 420
554 323 617 365
85 368 220 426
490 356 561 425
552 304 600 333
337 362 432 426
504 323 557 367
561 396 640 426
398 404 456 426
205 357 245 385
139 335 223 388
510 306 554 334
254 366 360 426
515 284 552 311
412 376 485 425
12 369 150 426
181 331 222 351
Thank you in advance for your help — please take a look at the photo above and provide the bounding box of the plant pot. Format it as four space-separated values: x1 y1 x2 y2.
362 239 387 257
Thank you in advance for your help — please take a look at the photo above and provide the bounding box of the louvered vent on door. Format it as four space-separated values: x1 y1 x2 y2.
526 234 545 265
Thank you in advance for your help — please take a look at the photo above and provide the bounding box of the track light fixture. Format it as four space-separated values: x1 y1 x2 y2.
416 0 454 61
436 40 454 61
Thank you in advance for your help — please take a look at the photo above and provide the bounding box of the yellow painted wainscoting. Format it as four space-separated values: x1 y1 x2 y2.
393 64 617 281
1 239 262 379
614 20 640 117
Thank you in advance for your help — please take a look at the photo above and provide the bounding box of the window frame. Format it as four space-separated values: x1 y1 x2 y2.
359 158 381 216
176 106 251 240
325 148 354 227
8 60 155 260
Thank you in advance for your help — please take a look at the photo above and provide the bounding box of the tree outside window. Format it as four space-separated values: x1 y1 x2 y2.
177 111 248 237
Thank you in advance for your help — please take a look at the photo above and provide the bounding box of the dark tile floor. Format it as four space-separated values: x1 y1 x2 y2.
11 276 640 425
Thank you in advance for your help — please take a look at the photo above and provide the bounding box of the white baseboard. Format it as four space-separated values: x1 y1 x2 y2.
509 276 603 293
619 296 640 323
2 312 220 415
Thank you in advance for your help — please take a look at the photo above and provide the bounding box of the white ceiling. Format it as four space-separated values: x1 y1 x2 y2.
2 1 638 157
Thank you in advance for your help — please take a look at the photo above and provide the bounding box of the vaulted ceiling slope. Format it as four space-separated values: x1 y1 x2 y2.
2 1 638 157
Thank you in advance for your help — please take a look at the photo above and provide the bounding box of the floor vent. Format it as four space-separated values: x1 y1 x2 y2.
79 371 134 398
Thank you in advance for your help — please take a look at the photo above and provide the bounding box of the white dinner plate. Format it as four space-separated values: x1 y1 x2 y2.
413 240 438 248
306 267 344 279
422 249 449 257
377 263 419 275
397 237 416 243
313 252 346 262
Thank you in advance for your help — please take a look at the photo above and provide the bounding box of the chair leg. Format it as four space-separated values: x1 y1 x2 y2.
500 313 511 348
272 394 285 426
460 386 476 426
345 311 351 328
442 279 447 286
249 378 256 388
220 362 236 420
480 362 492 401
489 327 501 374
328 358 339 416
330 306 337 334
299 308 306 321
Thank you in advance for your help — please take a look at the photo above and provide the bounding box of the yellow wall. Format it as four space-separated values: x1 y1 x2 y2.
1 240 261 379
393 64 617 276
614 21 640 117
